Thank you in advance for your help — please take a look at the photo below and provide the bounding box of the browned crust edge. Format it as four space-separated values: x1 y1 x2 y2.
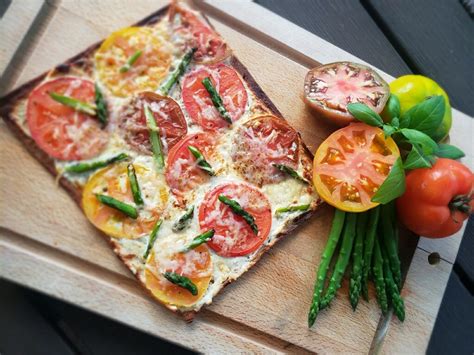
0 4 321 322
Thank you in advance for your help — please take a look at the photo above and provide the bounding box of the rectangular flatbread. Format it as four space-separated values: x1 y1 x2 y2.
0 3 321 320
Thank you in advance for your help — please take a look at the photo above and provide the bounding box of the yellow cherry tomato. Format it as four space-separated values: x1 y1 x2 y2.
145 245 212 307
386 75 452 142
313 123 400 212
82 161 168 239
95 27 171 97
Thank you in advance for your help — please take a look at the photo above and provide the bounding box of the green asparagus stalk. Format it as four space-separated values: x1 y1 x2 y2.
361 206 380 300
143 219 162 259
202 77 232 124
188 145 215 176
127 163 144 206
182 229 215 252
373 238 388 315
163 272 198 296
144 104 164 170
275 204 310 214
95 194 138 219
172 206 194 232
272 164 308 183
218 195 258 234
380 202 402 288
49 92 96 116
381 245 405 321
320 213 357 309
94 83 108 127
349 211 368 310
119 50 142 73
308 209 346 327
159 48 196 95
65 153 128 173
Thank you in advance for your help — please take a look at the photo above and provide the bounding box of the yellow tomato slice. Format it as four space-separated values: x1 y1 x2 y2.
82 161 168 238
145 245 212 307
95 27 171 97
313 123 400 212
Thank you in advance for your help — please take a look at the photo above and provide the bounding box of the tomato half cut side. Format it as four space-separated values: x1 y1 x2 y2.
304 62 389 126
118 92 187 154
165 133 216 201
173 7 230 64
199 183 272 257
27 77 108 161
82 161 168 238
145 245 212 307
182 64 248 131
313 122 400 212
94 27 171 97
231 115 300 186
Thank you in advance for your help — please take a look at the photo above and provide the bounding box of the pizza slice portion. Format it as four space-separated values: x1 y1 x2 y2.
0 3 321 318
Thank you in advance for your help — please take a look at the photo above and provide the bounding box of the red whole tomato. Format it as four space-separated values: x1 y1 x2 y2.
396 158 473 238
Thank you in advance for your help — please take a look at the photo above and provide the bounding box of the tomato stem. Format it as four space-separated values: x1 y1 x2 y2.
449 195 472 214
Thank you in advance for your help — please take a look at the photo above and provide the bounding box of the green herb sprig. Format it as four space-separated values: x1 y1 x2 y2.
347 95 465 204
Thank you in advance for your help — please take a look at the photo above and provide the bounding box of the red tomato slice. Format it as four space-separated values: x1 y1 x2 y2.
198 183 272 257
118 92 187 154
165 133 216 200
174 8 230 64
27 77 108 160
145 245 212 307
313 122 400 212
231 115 300 186
182 64 248 131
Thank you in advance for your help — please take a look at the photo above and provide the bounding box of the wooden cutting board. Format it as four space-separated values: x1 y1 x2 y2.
0 1 472 353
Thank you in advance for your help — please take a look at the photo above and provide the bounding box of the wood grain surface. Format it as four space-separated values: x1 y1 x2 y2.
0 1 472 353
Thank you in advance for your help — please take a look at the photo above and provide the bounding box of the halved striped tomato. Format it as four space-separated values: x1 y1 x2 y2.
313 122 400 212
145 245 212 307
82 161 168 238
95 27 171 97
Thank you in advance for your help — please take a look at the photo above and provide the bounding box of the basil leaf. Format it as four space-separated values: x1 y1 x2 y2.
391 116 400 129
386 94 401 120
371 157 406 204
347 103 383 127
382 124 397 138
402 96 445 138
404 144 433 170
435 143 465 159
399 128 438 154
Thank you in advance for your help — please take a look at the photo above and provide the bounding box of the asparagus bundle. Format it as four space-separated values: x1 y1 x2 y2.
308 204 405 327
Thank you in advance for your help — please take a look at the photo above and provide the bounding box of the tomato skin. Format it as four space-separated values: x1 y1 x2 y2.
385 75 452 142
396 158 473 238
